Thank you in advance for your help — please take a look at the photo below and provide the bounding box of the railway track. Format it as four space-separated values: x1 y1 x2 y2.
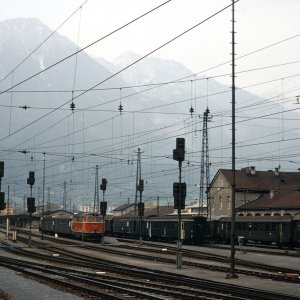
1 239 299 300
7 230 300 283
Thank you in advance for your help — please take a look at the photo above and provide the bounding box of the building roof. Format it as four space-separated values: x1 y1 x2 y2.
114 205 174 218
113 203 135 212
237 187 300 211
215 168 300 192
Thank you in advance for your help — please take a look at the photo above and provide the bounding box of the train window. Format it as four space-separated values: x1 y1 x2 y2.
271 223 277 231
78 217 83 222
248 223 252 230
253 223 258 231
242 223 247 230
96 217 102 221
258 223 263 231
237 223 241 230
87 216 95 222
265 223 270 231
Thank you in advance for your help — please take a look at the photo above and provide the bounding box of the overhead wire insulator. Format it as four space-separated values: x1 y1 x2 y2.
118 104 123 114
189 106 194 116
19 105 30 110
70 101 75 112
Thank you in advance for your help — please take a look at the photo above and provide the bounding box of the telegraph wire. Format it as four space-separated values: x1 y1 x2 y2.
0 0 172 96
0 1 235 143
0 0 89 86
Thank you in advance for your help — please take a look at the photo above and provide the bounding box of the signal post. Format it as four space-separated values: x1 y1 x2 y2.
27 171 36 247
173 138 186 268
100 178 107 245
0 162 7 230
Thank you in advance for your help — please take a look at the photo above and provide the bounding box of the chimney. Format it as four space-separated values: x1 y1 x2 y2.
270 190 275 199
274 167 279 176
250 166 256 175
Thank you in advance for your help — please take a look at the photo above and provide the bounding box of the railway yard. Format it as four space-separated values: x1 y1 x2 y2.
0 229 299 299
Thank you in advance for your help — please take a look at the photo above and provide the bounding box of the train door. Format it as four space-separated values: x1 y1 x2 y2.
147 221 151 238
278 223 283 244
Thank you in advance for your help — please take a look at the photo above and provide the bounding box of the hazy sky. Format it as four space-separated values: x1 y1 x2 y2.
1 0 300 99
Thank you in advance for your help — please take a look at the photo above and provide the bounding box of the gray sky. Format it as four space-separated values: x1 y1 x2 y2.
1 0 300 99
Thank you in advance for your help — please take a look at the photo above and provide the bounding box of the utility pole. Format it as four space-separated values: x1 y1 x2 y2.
135 148 144 246
63 181 67 211
41 152 46 240
228 0 238 279
47 187 50 213
6 185 10 239
94 165 99 214
199 108 211 216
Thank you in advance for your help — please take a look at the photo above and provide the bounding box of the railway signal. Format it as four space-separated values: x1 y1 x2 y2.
100 201 107 216
0 192 6 211
27 171 35 186
0 161 4 178
138 202 144 217
173 182 186 209
100 178 107 191
173 138 185 162
27 197 36 214
27 171 35 247
172 137 185 268
137 179 144 192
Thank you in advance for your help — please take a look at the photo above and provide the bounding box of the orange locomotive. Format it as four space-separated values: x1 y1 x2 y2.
42 212 105 242
71 214 105 237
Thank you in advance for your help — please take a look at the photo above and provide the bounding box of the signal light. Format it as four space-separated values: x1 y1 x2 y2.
138 202 144 217
0 161 4 178
0 192 6 211
173 182 186 209
100 178 107 191
137 179 144 192
27 197 36 214
100 201 107 216
173 138 185 162
27 171 35 186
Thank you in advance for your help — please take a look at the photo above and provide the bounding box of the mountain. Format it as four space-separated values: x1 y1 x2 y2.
0 18 299 211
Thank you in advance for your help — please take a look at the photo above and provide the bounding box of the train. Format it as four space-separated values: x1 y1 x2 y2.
1 211 300 247
41 212 105 241
215 214 300 247
105 215 209 244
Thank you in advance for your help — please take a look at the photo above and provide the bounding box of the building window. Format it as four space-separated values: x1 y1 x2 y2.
227 196 230 209
211 197 214 211
219 196 222 210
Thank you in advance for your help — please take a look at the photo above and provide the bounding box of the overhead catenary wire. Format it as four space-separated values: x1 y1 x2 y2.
0 0 89 86
0 1 236 144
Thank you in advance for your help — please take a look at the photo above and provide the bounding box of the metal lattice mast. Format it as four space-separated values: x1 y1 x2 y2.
134 148 142 216
47 187 50 213
93 165 99 214
199 108 211 216
63 181 67 211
